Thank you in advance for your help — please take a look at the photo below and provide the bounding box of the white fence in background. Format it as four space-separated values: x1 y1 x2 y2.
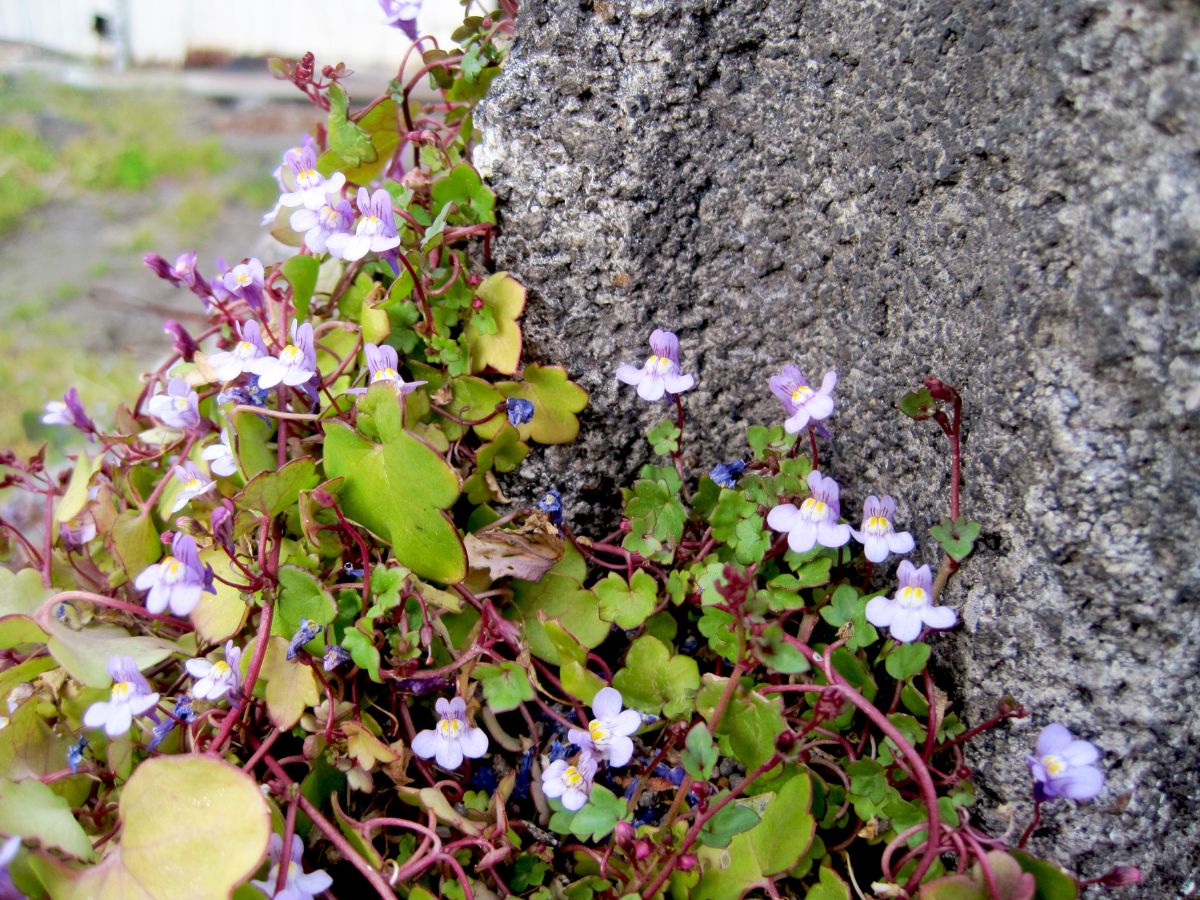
0 0 476 69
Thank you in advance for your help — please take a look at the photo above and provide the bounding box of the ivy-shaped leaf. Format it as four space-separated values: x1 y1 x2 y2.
431 162 496 225
255 636 319 730
236 457 319 519
612 635 699 719
594 570 658 630
326 83 375 167
323 387 466 583
281 255 320 321
465 272 525 375
475 661 535 712
696 676 786 772
498 364 588 445
508 544 610 663
930 518 982 562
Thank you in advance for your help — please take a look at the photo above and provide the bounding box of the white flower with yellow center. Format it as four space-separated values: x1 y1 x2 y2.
250 834 333 900
865 560 957 643
767 470 852 554
769 364 838 434
134 532 212 616
615 329 696 402
850 495 916 563
169 461 215 513
246 322 318 389
542 756 598 811
411 697 489 770
568 687 642 767
82 656 159 738
1026 723 1105 801
186 641 243 702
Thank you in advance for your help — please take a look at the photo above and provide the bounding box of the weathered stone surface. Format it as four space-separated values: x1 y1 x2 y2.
477 0 1200 893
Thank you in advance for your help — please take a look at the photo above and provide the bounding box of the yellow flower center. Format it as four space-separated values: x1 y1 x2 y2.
563 766 584 788
236 340 254 355
437 717 464 740
211 661 230 677
1042 754 1067 776
172 396 190 410
897 586 928 609
647 355 672 374
280 345 301 364
800 498 829 519
791 385 814 403
235 272 252 287
185 479 201 492
111 681 133 701
867 515 890 533
588 719 611 744
298 168 320 186
372 367 398 383
165 557 182 578
319 205 339 225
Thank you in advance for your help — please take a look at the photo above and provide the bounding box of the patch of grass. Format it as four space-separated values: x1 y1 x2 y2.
169 188 224 243
0 124 56 234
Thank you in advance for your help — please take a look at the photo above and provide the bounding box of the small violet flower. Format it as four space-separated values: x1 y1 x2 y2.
148 695 195 751
250 834 333 900
170 461 215 513
379 0 422 40
134 533 215 616
864 560 957 643
356 343 426 395
146 377 201 431
221 258 266 311
164 320 200 362
67 736 87 774
286 619 321 661
278 145 346 211
766 470 851 553
207 320 268 383
411 697 489 770
615 329 695 402
769 364 837 433
144 250 211 296
201 429 238 478
290 198 354 254
850 495 915 564
542 755 597 812
506 397 535 426
186 641 243 701
323 645 352 672
1027 723 1105 801
326 187 402 262
568 687 640 768
247 321 317 389
42 387 95 433
538 489 563 526
82 656 160 738
709 460 746 488
60 514 97 548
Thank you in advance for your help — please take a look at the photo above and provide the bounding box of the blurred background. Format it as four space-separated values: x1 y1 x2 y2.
0 0 471 456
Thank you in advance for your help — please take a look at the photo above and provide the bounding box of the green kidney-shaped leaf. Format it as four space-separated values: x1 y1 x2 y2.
323 388 466 583
612 635 699 720
594 569 658 630
498 364 588 445
465 272 525 375
508 544 610 663
237 457 319 519
0 777 95 861
326 84 375 167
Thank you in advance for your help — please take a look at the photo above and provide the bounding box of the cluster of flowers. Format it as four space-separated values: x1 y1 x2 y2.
617 329 953 644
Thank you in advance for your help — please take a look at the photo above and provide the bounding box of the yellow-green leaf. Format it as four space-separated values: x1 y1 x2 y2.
498 364 589 445
465 272 525 375
192 550 250 643
0 777 95 861
257 636 320 730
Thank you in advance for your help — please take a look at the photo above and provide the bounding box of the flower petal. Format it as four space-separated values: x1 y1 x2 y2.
606 735 634 768
1063 739 1100 767
887 531 915 555
591 687 622 720
921 604 957 631
888 608 924 643
435 739 464 770
816 521 851 548
459 726 489 759
411 728 439 759
1036 724 1073 758
766 504 801 532
612 709 642 737
1058 765 1104 800
864 596 895 628
105 703 133 738
786 521 818 554
863 535 889 563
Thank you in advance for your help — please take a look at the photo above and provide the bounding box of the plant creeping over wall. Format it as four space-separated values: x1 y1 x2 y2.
0 2 1140 898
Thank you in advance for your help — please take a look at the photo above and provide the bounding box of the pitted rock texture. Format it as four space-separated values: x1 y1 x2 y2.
476 0 1200 892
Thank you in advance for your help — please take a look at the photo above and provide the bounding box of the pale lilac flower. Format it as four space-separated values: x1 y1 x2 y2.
201 429 238 478
146 377 201 430
221 258 266 311
350 343 426 396
1027 724 1105 802
411 697 489 770
170 461 215 513
542 755 597 812
144 251 211 297
326 188 401 262
865 560 957 643
568 687 640 767
615 329 695 402
251 834 333 900
82 656 160 738
766 470 852 554
769 365 837 434
41 387 95 433
279 146 346 211
186 641 242 701
247 322 317 389
60 515 97 548
134 533 215 616
273 138 318 192
379 0 422 40
850 495 915 564
211 499 235 556
207 320 268 383
290 198 354 254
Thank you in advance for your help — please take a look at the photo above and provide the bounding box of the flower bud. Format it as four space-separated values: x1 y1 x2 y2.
633 839 652 861
677 854 697 872
1095 866 1140 888
613 821 635 847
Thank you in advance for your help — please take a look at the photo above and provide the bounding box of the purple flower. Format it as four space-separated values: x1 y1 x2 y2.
326 188 402 262
41 387 95 433
538 489 563 526
766 470 852 553
290 198 354 254
82 656 160 738
360 342 425 394
250 834 332 900
146 377 201 431
207 320 268 383
200 429 238 478
186 641 242 701
211 499 235 555
163 320 199 362
710 460 746 488
148 695 195 751
323 645 352 672
850 495 915 564
278 145 346 211
170 461 215 513
506 397 535 426
568 687 641 768
221 258 266 311
66 736 87 773
864 560 957 643
286 619 320 661
379 0 422 40
542 755 597 811
134 533 214 616
615 329 696 401
1027 724 1105 801
246 321 317 389
411 697 489 770
60 515 97 548
144 251 211 297
769 365 837 434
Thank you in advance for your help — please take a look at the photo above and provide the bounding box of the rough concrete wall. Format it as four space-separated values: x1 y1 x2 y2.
476 0 1200 892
